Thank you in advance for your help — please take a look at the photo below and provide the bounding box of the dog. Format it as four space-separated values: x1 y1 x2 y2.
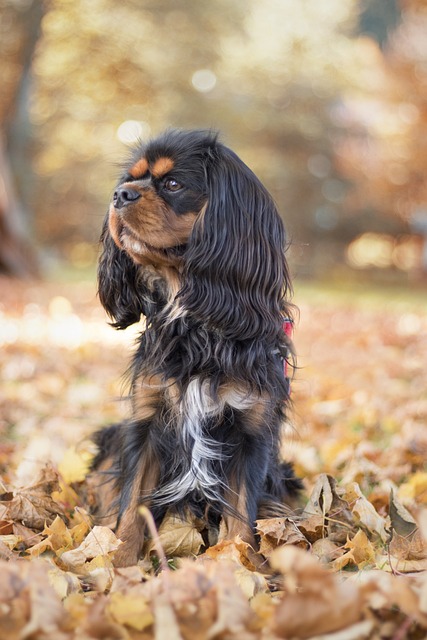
91 128 301 566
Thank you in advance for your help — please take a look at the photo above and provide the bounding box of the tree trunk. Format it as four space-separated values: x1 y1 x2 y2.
0 135 38 277
0 0 44 277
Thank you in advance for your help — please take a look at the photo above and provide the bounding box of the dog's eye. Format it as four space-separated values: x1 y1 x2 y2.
164 178 182 192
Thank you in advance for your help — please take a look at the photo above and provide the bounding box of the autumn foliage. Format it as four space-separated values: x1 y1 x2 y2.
0 276 426 639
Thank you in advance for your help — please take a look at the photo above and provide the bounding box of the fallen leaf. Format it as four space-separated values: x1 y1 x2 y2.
0 559 71 639
108 591 154 631
204 537 260 572
303 474 353 539
270 546 363 638
0 539 14 560
344 482 389 543
0 534 21 550
297 513 326 542
256 517 309 557
0 465 64 530
389 490 418 537
311 538 342 564
58 447 92 484
149 512 204 557
60 525 121 568
398 472 427 505
332 529 376 570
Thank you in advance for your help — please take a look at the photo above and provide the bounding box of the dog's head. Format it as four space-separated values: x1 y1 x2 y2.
99 129 292 339
107 129 211 269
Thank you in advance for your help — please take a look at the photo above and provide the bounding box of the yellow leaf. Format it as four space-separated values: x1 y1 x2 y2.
0 534 21 550
332 529 376 571
108 592 154 631
150 512 204 557
52 480 80 508
68 520 89 545
28 515 74 557
344 482 389 543
60 526 121 568
48 565 80 599
233 566 268 599
398 472 427 505
58 448 91 484
63 592 87 626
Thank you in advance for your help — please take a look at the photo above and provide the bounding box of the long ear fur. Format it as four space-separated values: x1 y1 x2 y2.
179 145 292 341
98 217 148 329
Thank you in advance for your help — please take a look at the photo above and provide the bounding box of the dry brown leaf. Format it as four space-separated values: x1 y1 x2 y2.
303 474 353 544
203 562 258 639
310 619 375 640
0 534 21 550
390 529 426 562
27 516 89 559
204 536 261 572
389 489 418 537
153 592 183 640
110 565 151 594
0 465 64 531
27 515 73 557
0 518 13 535
150 512 204 557
0 559 71 639
332 529 376 571
390 574 427 627
60 525 121 568
297 513 326 542
233 565 268 600
270 545 363 638
256 517 309 557
47 562 81 599
303 474 338 516
81 594 129 640
63 592 87 631
250 592 275 627
311 538 342 564
0 538 14 560
344 482 389 543
12 522 43 548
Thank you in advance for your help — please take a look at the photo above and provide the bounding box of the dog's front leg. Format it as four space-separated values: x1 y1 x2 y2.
113 427 160 567
221 423 271 548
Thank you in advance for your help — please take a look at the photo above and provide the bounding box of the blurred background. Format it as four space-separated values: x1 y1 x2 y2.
1 0 427 283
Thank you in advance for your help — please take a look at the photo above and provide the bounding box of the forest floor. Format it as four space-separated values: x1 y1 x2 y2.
0 273 426 639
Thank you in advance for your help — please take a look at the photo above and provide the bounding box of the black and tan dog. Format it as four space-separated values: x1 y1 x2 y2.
92 128 301 566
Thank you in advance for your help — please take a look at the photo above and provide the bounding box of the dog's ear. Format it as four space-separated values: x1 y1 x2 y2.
97 217 147 329
179 145 292 341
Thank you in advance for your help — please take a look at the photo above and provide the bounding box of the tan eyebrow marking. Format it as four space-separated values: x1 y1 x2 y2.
129 158 149 178
151 157 174 178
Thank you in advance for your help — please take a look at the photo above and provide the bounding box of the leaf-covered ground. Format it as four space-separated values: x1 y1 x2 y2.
0 275 426 639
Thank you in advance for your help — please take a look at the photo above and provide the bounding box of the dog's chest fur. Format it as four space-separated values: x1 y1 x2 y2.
130 267 274 506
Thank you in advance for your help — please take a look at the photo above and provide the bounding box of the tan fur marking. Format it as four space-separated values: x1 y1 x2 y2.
133 373 164 420
108 205 122 249
113 444 160 567
129 157 148 178
160 267 181 304
151 156 174 178
221 481 255 545
87 457 118 529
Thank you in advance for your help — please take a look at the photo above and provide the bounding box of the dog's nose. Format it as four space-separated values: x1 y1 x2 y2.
113 187 141 209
